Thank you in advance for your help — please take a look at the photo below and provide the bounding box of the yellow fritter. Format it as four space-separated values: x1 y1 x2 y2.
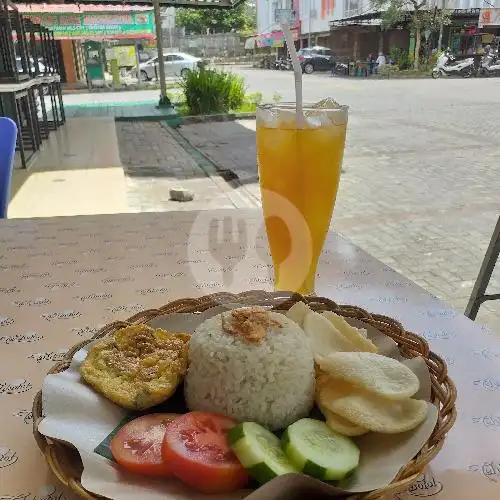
80 325 190 410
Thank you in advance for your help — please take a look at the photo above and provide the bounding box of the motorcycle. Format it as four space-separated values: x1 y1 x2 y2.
278 57 293 71
480 49 500 77
431 51 475 79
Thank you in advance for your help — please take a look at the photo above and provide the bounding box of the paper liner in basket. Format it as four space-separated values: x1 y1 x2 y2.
38 305 438 500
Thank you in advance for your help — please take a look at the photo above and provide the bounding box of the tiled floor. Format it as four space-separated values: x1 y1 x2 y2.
8 117 129 218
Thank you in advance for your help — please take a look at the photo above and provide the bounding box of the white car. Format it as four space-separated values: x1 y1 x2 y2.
138 52 204 80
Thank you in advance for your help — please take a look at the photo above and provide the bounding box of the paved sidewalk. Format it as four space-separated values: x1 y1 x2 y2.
116 122 256 212
178 119 500 333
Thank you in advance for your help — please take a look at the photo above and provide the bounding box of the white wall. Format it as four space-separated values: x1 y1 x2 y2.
256 0 295 34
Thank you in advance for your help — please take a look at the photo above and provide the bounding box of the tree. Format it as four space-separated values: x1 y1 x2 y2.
176 5 256 36
371 0 451 70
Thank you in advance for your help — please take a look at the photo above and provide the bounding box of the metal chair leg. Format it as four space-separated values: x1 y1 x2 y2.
465 216 500 320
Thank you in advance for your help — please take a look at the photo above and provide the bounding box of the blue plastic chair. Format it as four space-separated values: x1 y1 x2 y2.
0 117 17 219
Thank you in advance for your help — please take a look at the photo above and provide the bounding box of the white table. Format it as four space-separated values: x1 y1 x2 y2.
1 209 499 499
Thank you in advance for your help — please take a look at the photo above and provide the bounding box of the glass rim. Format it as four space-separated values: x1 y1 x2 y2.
257 102 349 112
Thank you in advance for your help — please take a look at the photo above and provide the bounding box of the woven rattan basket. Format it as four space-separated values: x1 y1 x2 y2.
33 291 457 500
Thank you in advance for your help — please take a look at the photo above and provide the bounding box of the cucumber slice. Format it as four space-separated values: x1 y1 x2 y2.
228 422 298 485
282 418 360 481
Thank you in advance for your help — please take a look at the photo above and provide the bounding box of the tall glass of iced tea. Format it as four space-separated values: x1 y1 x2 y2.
256 102 348 295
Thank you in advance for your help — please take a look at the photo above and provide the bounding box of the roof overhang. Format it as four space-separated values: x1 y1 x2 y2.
330 7 481 29
9 0 244 8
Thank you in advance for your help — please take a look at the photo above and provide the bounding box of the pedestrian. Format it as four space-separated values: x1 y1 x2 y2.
374 52 386 73
367 53 375 74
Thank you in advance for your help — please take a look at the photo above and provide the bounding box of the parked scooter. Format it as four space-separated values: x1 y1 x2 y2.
480 48 500 76
431 50 475 79
277 57 293 70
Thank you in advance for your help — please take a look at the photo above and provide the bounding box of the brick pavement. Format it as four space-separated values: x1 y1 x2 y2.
177 91 500 332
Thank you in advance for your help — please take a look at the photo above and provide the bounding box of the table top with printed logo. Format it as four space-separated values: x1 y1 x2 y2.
1 209 499 500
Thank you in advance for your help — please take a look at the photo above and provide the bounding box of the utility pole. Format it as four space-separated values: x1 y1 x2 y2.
437 0 445 52
153 0 171 108
308 0 312 47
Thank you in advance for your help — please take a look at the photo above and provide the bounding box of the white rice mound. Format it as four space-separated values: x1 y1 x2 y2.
185 308 315 430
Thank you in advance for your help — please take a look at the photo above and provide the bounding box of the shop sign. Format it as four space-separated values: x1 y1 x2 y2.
479 8 500 28
24 11 155 40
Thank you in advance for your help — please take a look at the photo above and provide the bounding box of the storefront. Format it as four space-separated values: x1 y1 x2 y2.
17 4 155 87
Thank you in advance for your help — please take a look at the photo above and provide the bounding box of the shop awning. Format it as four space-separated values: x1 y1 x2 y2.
256 29 298 48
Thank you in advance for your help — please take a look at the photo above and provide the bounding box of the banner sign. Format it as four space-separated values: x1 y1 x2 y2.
24 11 155 40
479 8 500 28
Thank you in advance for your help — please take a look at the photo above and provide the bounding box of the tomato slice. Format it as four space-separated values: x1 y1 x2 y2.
111 413 178 476
162 411 249 494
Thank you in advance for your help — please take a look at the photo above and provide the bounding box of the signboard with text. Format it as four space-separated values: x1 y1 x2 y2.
479 8 500 28
24 11 155 40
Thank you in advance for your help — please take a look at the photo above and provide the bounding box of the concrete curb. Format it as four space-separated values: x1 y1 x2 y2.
178 112 256 125
160 120 260 208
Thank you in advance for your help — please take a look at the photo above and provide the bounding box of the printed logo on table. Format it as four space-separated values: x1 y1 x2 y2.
44 281 78 291
106 303 144 314
0 484 68 500
154 250 178 257
124 244 147 251
34 235 56 241
21 272 51 279
73 293 112 302
57 241 79 248
12 409 33 425
101 276 134 284
145 235 166 241
75 267 106 275
104 255 126 262
472 415 500 428
155 272 185 279
50 259 78 267
41 310 82 322
0 316 14 327
13 298 51 308
418 308 457 319
469 461 500 482
0 379 32 395
472 348 500 361
0 286 21 294
0 447 18 468
194 281 224 289
6 245 34 251
473 378 500 390
0 263 29 271
82 248 99 256
422 329 457 341
406 472 443 496
384 280 411 289
335 282 365 291
103 238 126 244
128 263 158 270
136 287 169 296
28 350 67 364
27 251 54 258
71 325 103 337
377 295 409 304
0 332 43 345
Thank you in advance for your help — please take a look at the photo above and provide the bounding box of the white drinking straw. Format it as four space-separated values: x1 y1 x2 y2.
280 20 304 128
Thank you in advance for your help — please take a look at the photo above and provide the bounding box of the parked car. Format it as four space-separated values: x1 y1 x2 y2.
297 46 335 74
138 52 206 80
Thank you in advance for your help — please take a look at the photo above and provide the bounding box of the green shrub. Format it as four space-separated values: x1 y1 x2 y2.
388 47 411 70
180 68 246 115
